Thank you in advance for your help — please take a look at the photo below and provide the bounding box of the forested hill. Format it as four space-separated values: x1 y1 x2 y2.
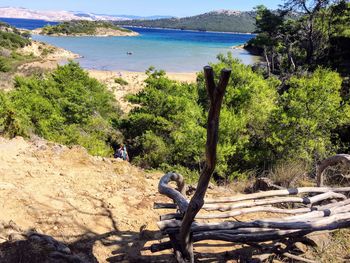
116 10 256 33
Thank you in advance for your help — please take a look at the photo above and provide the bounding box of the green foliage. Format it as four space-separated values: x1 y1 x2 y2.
248 1 350 76
0 57 11 72
198 54 279 178
114 77 128 86
0 30 30 50
117 11 256 33
122 55 348 182
268 68 347 162
122 57 279 180
41 20 132 35
121 67 206 174
0 62 122 156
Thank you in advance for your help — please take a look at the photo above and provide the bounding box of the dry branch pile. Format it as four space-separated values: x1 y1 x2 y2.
152 173 350 261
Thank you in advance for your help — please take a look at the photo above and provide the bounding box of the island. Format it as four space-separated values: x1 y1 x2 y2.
33 20 139 37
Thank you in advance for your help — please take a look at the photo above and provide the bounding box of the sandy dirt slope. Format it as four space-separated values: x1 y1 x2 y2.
0 136 257 262
0 136 173 262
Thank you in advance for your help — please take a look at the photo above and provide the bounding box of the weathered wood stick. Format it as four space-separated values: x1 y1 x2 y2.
205 187 350 204
158 211 350 233
151 229 303 252
158 172 188 214
276 204 350 222
179 66 231 262
202 191 346 211
152 218 350 252
154 203 178 209
160 199 350 221
197 198 350 219
282 252 316 263
160 213 183 221
196 206 313 219
316 154 350 186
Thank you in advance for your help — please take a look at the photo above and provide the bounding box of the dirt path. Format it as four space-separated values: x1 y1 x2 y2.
0 136 250 262
0 136 173 262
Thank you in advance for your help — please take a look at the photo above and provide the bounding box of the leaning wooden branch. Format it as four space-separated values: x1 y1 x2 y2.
178 66 231 262
317 154 350 186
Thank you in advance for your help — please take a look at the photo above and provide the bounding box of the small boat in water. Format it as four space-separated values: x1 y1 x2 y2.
126 52 133 55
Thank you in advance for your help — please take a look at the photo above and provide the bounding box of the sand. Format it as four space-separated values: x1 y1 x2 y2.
88 69 197 113
0 136 246 262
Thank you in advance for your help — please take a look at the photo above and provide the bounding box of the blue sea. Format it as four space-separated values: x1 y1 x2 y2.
1 17 259 72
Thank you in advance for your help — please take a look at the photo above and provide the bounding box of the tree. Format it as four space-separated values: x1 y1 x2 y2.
268 68 348 163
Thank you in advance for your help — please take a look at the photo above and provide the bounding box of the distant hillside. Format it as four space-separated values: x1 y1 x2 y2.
0 7 130 21
0 7 172 22
116 10 256 33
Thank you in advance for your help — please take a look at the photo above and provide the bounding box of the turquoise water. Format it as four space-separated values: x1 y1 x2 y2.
32 27 257 72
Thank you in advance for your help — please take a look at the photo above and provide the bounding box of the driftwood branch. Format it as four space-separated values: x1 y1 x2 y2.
158 172 188 213
151 213 350 252
317 154 350 186
202 191 346 212
204 186 350 204
178 66 231 262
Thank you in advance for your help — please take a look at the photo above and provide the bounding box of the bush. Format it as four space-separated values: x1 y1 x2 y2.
122 57 279 181
114 77 128 86
122 54 349 183
41 20 132 35
0 57 11 72
0 62 122 156
268 68 347 163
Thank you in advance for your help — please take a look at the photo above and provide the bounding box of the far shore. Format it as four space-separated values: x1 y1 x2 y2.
122 25 256 35
31 28 139 37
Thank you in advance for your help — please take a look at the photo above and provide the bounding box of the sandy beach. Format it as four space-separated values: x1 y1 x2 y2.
88 70 197 112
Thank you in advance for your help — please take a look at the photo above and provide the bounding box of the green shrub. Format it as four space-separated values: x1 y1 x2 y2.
0 30 30 50
114 77 129 86
0 61 122 156
41 20 132 35
0 57 11 72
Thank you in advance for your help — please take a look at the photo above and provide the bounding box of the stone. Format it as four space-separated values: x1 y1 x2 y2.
294 241 308 253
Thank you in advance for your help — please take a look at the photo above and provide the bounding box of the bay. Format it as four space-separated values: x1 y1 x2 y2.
1 18 259 72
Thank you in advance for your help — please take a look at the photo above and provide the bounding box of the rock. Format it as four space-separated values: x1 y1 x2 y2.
304 233 331 250
294 241 308 253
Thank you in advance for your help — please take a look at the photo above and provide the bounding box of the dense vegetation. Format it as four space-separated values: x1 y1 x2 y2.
0 62 122 156
121 55 348 182
41 20 132 35
0 22 32 72
117 11 256 33
245 1 350 78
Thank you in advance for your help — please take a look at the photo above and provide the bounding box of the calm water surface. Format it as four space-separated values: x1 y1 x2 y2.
2 18 259 72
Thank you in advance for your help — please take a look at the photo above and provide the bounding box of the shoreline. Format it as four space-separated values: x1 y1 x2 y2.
122 25 256 35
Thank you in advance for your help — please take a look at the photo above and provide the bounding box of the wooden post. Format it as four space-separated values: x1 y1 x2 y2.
179 66 231 262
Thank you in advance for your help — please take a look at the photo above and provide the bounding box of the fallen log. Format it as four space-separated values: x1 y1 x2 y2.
204 187 350 204
202 191 346 212
152 216 350 252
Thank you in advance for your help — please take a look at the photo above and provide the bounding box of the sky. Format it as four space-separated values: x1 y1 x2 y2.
0 0 282 17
